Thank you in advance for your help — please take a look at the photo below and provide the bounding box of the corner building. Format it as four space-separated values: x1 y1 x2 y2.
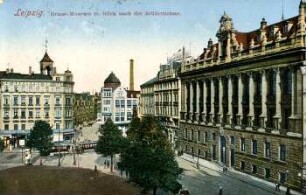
99 72 139 135
179 2 306 191
0 51 74 147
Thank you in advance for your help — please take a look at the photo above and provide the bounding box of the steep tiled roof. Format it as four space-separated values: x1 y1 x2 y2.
40 52 54 63
104 72 121 84
140 77 158 87
0 72 52 80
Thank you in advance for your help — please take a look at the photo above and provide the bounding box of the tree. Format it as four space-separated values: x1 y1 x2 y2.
0 138 4 152
95 118 124 172
119 115 182 195
26 120 53 164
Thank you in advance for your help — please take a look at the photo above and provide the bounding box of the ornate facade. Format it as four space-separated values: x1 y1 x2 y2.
73 92 99 127
180 2 306 192
140 49 189 149
0 51 74 147
98 72 139 136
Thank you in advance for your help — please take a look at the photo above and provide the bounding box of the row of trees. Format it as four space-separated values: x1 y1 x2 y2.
95 116 182 195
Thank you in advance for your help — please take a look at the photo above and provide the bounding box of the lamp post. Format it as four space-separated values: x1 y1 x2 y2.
73 138 76 166
196 141 200 169
57 129 61 167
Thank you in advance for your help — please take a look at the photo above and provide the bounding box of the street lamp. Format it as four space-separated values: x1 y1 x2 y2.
196 141 200 169
58 128 61 167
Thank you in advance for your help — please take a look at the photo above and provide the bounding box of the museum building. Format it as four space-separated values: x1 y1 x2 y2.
179 2 306 191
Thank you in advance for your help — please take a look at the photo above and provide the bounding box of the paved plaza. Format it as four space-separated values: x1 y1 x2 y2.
0 123 303 195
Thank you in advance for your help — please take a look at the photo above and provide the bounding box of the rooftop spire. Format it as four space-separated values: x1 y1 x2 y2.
45 37 48 52
281 0 285 20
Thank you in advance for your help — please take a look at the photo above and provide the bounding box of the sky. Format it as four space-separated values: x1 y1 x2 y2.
0 0 300 93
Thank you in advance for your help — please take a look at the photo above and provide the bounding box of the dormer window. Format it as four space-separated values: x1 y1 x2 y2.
283 22 290 34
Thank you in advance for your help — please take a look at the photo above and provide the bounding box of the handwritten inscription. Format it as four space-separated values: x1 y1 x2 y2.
14 9 44 18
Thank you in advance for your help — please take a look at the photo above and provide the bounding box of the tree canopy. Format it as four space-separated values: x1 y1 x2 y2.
95 118 125 172
26 120 53 156
119 115 182 195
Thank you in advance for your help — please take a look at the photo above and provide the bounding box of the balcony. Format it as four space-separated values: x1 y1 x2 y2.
3 104 10 107
3 116 9 120
55 103 61 107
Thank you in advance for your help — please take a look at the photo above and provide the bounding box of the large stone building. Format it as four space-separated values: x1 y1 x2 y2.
0 51 74 148
140 49 190 149
73 92 99 127
179 2 306 191
98 71 139 135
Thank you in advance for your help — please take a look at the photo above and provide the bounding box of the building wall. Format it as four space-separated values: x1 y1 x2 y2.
73 93 98 127
179 4 306 191
100 86 139 135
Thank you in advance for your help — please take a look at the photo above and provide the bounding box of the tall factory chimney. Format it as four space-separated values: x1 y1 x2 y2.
129 59 134 91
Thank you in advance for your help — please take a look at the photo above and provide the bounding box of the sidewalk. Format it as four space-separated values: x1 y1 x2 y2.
180 154 303 195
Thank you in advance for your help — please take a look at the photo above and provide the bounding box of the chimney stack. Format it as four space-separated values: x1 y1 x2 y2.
29 66 32 75
129 59 134 91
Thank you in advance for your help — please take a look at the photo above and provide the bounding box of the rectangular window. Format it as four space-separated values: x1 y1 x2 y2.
21 124 26 130
4 96 9 105
45 110 50 118
36 96 40 105
241 161 245 171
241 138 245 152
4 124 9 130
231 136 235 144
252 140 257 155
13 109 18 118
280 144 286 161
127 100 132 108
21 96 26 105
44 96 50 105
56 123 60 129
252 165 257 174
127 112 132 121
28 96 33 106
14 124 18 130
14 96 18 106
279 172 287 184
66 97 71 106
120 112 125 121
115 100 120 108
265 142 271 158
36 109 40 118
212 133 216 141
4 109 9 118
14 85 18 92
21 109 26 119
29 110 33 118
191 130 194 141
56 97 60 105
185 130 188 139
205 132 208 142
197 130 201 142
115 112 120 121
265 168 271 179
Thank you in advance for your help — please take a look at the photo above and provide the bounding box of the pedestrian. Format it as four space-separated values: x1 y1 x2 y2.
275 182 280 192
286 187 291 195
104 160 106 168
106 160 109 168
219 186 223 195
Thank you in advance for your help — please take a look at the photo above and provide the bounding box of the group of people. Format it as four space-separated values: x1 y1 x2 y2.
275 182 291 195
103 160 110 168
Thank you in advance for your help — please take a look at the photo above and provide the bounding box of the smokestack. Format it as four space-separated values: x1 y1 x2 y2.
29 66 32 75
129 59 134 91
